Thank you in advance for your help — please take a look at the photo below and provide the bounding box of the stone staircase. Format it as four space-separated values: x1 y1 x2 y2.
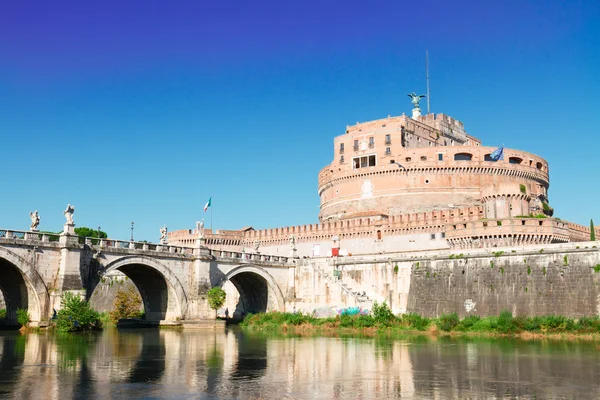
310 261 373 308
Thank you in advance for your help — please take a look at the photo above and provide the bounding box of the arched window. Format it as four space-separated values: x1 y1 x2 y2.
420 156 427 161
509 157 523 164
376 230 382 240
454 153 473 161
536 162 543 170
484 154 493 161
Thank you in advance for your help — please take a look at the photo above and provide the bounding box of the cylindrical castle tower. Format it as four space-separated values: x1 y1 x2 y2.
318 113 550 222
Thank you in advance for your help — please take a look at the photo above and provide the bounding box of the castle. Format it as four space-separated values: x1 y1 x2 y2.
169 99 598 257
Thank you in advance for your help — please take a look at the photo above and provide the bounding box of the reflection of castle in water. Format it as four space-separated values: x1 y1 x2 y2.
2 331 600 399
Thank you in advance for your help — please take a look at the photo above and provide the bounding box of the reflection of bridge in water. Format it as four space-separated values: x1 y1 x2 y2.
3 330 600 398
0 228 294 324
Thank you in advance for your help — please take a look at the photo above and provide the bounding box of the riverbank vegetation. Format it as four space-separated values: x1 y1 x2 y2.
240 303 600 338
56 292 101 332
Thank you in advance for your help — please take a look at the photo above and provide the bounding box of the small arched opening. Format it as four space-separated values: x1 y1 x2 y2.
454 153 473 161
509 157 523 164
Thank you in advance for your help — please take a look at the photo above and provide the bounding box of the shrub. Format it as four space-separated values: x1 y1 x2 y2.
109 286 143 323
457 315 480 331
371 302 396 326
16 308 30 327
207 287 227 315
0 309 6 319
437 313 459 331
591 219 596 241
401 313 430 330
56 292 100 332
393 264 399 274
494 310 517 334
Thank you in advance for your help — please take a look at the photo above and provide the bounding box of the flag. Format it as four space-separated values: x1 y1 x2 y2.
489 147 504 161
203 197 212 212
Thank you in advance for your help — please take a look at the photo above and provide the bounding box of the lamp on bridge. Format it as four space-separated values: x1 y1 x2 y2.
130 221 134 242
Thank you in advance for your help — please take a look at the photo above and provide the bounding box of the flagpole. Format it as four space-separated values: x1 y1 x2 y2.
210 200 213 233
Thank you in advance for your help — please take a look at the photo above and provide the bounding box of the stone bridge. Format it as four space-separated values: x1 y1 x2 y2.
0 229 296 325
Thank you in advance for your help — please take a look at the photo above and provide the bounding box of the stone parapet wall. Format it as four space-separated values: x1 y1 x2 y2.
446 218 570 249
568 222 600 242
241 205 484 247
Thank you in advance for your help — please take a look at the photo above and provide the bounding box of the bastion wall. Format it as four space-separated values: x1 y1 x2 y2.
315 242 600 317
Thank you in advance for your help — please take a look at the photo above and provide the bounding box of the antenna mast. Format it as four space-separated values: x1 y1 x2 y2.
426 50 430 114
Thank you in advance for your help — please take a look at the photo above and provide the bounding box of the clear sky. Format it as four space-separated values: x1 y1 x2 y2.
1 0 599 242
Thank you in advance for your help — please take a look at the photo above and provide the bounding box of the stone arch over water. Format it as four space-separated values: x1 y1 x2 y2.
0 246 49 324
217 265 285 316
94 256 188 321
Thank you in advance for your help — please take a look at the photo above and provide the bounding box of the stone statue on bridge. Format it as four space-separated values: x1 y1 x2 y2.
63 204 75 225
253 239 260 253
29 210 40 231
160 225 168 244
289 234 297 250
196 219 205 239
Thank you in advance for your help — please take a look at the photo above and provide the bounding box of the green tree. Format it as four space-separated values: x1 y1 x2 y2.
56 292 100 332
75 227 108 245
207 287 226 318
592 219 596 241
109 286 143 323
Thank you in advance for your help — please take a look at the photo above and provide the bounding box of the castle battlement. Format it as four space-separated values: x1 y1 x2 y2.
169 107 596 255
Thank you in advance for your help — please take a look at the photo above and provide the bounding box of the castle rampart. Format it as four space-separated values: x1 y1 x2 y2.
169 109 595 255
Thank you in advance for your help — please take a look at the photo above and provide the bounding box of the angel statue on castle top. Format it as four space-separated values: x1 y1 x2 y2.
407 92 426 109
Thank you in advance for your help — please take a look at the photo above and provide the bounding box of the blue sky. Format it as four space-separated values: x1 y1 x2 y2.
1 0 599 241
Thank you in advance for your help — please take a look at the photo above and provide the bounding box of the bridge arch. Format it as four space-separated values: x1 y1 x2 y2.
217 265 286 315
0 246 49 324
96 256 188 321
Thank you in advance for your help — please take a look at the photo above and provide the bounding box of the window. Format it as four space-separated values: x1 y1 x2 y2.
385 147 391 155
385 134 391 144
454 153 473 161
377 230 382 240
438 153 443 161
340 155 344 163
405 157 412 162
368 137 374 148
420 156 427 161
430 233 436 240
441 232 446 239
484 154 493 161
339 143 344 153
509 157 523 164
353 140 359 151
352 155 377 169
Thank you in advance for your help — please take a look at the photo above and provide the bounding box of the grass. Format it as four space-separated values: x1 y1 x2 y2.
241 307 600 337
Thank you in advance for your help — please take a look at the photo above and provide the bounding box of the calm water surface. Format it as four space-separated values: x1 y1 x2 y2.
0 328 599 399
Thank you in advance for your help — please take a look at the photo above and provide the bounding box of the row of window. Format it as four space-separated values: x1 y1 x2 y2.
340 150 545 171
340 134 392 153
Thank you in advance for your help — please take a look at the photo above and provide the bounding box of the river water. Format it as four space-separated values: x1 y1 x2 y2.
0 328 599 399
